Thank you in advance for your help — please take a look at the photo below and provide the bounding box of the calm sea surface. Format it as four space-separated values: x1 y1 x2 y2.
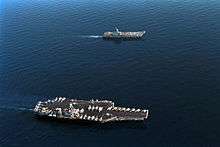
1 0 220 146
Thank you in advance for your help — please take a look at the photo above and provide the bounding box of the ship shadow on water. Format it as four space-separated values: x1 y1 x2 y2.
34 115 148 130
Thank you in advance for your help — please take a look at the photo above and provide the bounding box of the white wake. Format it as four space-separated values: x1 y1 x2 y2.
0 106 33 112
76 35 103 38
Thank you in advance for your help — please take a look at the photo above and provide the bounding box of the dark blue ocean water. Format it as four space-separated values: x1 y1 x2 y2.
1 0 220 146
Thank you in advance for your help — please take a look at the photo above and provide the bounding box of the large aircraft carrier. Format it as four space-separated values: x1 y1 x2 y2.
103 28 146 39
34 97 149 123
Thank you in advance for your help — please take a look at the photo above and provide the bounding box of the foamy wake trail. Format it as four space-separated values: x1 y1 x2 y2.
76 35 103 38
18 107 33 111
0 106 33 112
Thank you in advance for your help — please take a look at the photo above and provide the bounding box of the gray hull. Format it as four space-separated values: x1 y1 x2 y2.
34 97 149 123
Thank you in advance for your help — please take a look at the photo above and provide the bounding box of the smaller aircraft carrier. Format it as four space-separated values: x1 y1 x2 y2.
103 27 146 39
34 97 149 123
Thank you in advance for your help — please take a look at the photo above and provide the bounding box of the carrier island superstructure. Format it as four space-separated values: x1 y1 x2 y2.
34 97 149 123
